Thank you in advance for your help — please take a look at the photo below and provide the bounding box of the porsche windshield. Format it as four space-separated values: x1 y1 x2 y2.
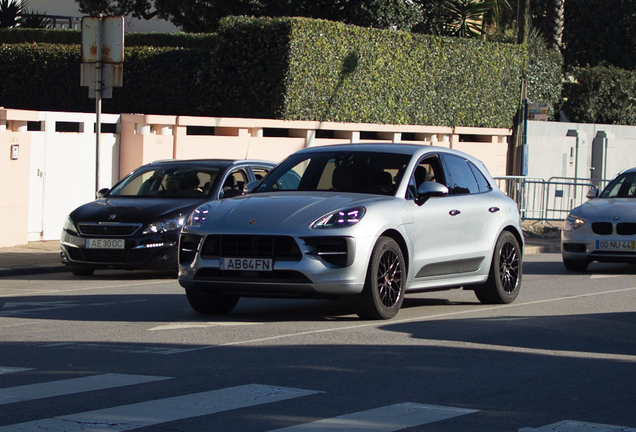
253 151 411 195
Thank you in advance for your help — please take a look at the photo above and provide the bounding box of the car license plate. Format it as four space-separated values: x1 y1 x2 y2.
596 240 635 251
86 238 125 249
220 257 272 271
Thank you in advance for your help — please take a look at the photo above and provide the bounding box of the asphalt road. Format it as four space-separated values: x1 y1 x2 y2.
1 252 636 432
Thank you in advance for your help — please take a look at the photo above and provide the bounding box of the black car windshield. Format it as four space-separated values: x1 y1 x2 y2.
253 151 411 196
601 172 636 198
108 166 220 198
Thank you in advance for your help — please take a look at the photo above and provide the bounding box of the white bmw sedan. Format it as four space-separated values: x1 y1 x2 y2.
562 167 636 272
178 144 524 320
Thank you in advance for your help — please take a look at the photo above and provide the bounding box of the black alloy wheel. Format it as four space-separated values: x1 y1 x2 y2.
356 236 405 320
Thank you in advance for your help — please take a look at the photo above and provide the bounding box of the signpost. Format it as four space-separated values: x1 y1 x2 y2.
80 16 124 192
527 102 548 121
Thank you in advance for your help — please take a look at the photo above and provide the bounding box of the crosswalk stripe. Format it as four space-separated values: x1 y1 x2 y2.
519 420 636 431
268 402 478 431
0 367 33 375
0 374 171 406
0 384 321 432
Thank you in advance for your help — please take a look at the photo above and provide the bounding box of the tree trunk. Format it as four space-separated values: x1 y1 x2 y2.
517 0 530 44
547 0 565 52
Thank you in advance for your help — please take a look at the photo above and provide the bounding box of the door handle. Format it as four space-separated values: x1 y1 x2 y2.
488 207 500 213
449 209 461 216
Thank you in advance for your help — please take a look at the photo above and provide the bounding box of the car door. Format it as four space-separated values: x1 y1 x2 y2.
403 154 462 283
441 154 499 275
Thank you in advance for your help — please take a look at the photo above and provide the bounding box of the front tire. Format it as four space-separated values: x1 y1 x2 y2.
355 237 405 320
474 231 522 304
186 289 240 315
563 258 589 272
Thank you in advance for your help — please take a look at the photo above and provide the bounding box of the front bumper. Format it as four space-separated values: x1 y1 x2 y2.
561 228 636 264
177 233 373 299
60 230 180 270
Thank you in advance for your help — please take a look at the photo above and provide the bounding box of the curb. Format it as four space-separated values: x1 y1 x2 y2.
0 266 69 277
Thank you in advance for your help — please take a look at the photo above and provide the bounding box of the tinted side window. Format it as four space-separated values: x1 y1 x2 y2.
468 162 492 193
443 155 479 195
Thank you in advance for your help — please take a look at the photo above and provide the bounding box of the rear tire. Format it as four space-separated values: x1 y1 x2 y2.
186 289 240 315
563 258 589 272
355 237 405 320
474 231 522 304
71 267 95 276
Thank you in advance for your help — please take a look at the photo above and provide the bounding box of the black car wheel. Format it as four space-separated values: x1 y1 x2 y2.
186 289 240 315
356 237 405 320
71 267 95 276
474 231 522 304
563 258 589 272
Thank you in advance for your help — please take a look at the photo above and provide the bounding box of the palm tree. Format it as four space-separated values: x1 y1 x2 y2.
20 10 51 28
444 0 498 38
0 0 27 28
546 0 564 52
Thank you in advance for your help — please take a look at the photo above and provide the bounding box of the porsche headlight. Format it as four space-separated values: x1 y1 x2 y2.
143 216 186 234
63 216 78 235
311 207 366 229
186 204 210 227
563 215 585 231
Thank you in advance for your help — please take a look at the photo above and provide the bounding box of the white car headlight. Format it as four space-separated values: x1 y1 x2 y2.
143 216 186 234
63 215 78 234
563 215 585 231
311 207 366 229
186 204 211 227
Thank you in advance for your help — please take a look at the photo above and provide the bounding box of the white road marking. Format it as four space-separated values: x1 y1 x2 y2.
591 274 623 279
0 374 171 405
268 402 478 431
0 280 174 298
0 367 33 375
0 384 320 432
162 286 636 358
148 321 262 331
519 419 636 431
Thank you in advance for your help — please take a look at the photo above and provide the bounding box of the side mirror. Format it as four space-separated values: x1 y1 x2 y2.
586 187 599 199
416 182 449 206
96 188 110 199
244 180 259 194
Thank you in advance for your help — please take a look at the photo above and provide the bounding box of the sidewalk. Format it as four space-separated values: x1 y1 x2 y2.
0 230 561 278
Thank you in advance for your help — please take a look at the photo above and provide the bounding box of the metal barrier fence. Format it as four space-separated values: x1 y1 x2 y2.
494 176 610 222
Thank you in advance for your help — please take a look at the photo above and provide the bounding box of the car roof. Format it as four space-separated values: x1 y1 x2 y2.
146 159 275 168
292 143 479 161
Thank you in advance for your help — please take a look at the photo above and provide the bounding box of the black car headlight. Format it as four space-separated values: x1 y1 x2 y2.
311 207 366 229
186 204 211 227
563 215 585 231
143 216 186 234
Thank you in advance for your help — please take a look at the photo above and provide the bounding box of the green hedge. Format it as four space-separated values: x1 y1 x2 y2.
1 17 531 128
209 17 527 127
562 66 636 125
0 28 218 48
526 37 563 121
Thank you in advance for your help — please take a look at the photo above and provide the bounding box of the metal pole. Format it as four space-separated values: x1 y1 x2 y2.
95 15 102 194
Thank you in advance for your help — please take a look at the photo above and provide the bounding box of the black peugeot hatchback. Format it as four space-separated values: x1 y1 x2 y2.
60 159 275 276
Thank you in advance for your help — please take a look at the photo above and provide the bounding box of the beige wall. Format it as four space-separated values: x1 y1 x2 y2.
0 132 31 247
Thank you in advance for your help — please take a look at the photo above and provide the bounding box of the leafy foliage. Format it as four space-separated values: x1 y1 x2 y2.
526 32 563 119
563 0 636 70
562 66 636 125
0 0 26 28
